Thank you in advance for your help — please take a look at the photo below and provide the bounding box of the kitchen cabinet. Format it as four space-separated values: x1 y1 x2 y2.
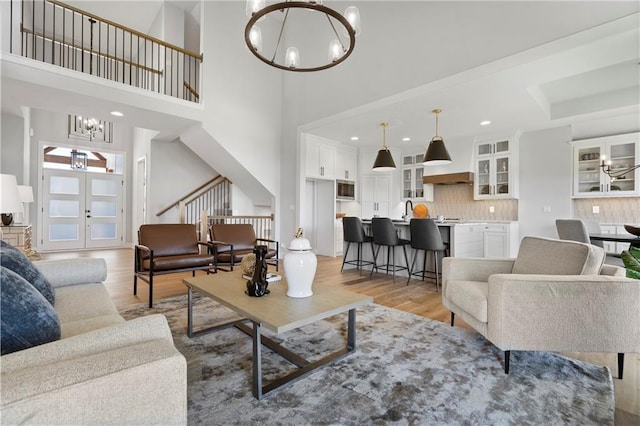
571 133 639 198
482 222 519 258
402 153 434 201
449 223 484 257
473 139 517 200
306 137 336 180
336 145 357 181
361 174 392 218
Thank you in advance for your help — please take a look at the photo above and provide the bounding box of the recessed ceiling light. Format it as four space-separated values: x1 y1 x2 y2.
402 137 411 142
110 111 124 117
350 136 359 141
480 120 491 126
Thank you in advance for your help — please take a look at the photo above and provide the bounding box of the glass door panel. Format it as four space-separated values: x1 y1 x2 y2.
575 145 603 195
477 159 491 197
85 174 122 248
42 169 86 250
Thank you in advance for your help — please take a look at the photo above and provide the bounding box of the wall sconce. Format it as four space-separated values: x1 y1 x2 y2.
71 150 88 170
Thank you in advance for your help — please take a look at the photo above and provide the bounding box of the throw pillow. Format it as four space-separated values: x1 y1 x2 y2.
1 267 61 355
1 240 55 304
621 250 640 280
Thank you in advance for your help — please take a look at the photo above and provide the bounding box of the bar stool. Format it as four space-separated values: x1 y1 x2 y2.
370 217 410 281
407 218 448 290
341 217 375 272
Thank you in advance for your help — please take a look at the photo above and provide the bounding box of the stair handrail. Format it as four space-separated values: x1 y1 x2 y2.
45 0 203 61
156 175 230 217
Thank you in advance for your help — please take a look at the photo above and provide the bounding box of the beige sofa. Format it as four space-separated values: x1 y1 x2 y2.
1 258 187 425
442 236 640 377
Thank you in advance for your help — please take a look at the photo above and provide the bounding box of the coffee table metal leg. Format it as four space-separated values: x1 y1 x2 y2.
252 320 263 400
187 285 194 338
347 308 355 350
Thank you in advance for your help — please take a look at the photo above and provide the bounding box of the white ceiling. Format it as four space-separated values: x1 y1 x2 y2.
301 13 640 150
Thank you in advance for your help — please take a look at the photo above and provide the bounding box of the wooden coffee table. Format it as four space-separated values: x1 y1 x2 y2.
183 271 373 399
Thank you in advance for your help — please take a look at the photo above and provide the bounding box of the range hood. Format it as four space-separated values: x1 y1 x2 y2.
423 172 474 185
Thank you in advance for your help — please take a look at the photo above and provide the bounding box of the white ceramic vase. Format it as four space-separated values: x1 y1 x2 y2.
284 236 317 298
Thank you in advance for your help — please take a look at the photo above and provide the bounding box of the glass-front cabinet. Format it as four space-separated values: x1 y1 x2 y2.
572 133 639 198
402 153 434 201
474 139 516 199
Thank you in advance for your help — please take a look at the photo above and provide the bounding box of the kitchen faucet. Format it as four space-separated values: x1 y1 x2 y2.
404 200 414 219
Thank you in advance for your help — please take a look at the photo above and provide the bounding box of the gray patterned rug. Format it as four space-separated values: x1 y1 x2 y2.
120 294 614 425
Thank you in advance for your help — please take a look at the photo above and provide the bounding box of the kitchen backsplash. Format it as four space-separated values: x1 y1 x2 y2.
428 184 518 221
573 198 640 224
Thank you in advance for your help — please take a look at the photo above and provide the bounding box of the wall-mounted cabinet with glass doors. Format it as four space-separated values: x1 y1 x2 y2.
402 153 434 201
571 133 639 198
473 139 517 200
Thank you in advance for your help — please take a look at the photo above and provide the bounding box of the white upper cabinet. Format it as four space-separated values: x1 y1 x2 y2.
473 139 518 200
402 152 434 201
572 133 639 198
306 136 336 180
336 145 357 181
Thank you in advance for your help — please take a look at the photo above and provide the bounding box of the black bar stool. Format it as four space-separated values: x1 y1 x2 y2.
341 217 375 272
370 217 410 282
407 218 448 290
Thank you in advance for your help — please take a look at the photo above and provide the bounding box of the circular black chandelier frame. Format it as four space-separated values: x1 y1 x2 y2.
244 1 356 72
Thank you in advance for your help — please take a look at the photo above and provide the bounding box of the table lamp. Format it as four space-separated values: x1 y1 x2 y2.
15 185 34 224
1 174 23 226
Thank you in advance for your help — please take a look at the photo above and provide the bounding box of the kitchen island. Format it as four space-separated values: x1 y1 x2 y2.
347 219 518 278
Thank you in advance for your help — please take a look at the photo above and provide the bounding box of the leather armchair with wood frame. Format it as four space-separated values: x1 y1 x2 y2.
209 223 279 272
134 224 215 308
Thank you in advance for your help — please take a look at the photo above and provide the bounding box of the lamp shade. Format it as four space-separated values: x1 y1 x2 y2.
423 137 452 166
0 174 23 214
372 148 396 171
18 185 34 203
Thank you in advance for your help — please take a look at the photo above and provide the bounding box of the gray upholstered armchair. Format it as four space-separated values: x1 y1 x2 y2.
442 236 640 378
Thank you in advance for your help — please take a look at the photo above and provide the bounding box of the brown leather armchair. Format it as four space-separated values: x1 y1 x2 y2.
134 224 215 308
209 223 279 271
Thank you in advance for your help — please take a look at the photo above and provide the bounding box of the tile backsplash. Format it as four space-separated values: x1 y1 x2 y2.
427 184 518 221
573 198 640 224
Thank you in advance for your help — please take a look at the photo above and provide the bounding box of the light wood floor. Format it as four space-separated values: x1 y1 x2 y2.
41 248 639 423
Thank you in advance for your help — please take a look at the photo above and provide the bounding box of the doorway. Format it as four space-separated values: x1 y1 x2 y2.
41 168 124 251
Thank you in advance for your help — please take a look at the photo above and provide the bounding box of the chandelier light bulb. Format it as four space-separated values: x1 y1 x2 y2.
328 39 343 62
245 0 265 18
286 47 300 69
249 26 262 52
344 6 361 36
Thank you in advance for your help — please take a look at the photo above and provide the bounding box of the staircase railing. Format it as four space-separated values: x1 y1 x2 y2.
4 0 202 103
156 175 232 223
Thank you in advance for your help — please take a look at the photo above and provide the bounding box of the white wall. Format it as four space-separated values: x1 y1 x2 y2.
517 126 573 240
149 139 216 224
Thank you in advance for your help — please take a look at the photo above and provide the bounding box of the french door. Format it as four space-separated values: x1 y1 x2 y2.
41 169 123 251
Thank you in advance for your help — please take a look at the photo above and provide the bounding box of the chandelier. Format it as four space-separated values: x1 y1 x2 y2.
68 114 113 142
600 157 640 179
244 1 361 72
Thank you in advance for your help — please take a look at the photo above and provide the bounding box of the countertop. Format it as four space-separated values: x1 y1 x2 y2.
361 219 517 226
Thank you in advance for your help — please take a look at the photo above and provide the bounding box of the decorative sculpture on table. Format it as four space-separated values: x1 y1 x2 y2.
284 227 317 298
245 245 270 297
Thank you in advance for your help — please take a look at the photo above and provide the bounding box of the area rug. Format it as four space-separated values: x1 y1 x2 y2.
120 294 614 425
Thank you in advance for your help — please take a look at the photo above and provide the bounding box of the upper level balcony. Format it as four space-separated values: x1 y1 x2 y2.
1 0 203 103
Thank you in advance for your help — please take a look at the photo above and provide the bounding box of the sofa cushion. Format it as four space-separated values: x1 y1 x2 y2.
54 283 124 338
1 267 61 355
512 236 604 276
446 280 488 323
1 240 55 304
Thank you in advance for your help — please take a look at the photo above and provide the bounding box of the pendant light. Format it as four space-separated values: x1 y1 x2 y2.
372 122 396 171
423 109 452 166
